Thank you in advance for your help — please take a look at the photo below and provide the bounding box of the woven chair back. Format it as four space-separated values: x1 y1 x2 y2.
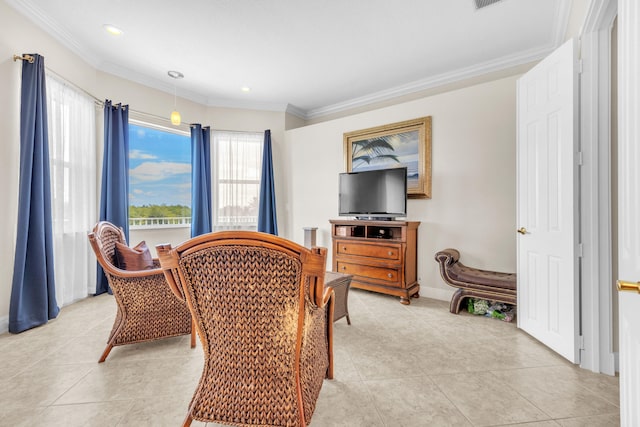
88 221 126 273
157 231 331 427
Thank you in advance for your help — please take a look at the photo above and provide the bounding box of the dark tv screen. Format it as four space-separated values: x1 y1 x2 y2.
338 167 407 219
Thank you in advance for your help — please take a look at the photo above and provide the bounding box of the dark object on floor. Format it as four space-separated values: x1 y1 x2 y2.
435 248 517 314
467 298 516 322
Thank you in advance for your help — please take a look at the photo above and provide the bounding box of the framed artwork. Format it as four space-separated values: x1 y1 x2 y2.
344 116 432 198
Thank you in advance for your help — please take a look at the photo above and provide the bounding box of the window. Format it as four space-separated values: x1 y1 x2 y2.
212 131 263 230
46 73 97 302
128 122 191 229
127 127 262 230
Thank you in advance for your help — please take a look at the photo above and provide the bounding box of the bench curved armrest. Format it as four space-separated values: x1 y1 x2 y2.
434 248 460 266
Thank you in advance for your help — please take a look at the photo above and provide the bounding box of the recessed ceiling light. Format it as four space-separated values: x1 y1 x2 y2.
241 86 251 93
103 24 123 36
168 70 184 79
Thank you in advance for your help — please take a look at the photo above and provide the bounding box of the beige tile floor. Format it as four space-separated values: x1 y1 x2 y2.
0 289 620 427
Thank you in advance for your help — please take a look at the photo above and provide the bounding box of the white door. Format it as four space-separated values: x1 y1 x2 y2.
617 0 640 423
516 38 580 363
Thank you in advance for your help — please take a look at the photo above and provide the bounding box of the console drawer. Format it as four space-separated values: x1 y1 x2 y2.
336 261 401 287
336 241 401 261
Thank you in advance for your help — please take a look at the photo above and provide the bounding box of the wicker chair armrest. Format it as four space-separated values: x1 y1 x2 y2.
106 264 166 279
93 254 166 278
304 246 328 307
321 286 334 308
155 243 187 301
108 271 167 289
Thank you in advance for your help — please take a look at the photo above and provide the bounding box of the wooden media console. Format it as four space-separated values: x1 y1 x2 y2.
330 219 420 304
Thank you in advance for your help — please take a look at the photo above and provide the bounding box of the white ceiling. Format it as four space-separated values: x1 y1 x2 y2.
7 0 571 119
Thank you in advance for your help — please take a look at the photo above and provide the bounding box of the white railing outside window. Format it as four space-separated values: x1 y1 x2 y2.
129 216 191 229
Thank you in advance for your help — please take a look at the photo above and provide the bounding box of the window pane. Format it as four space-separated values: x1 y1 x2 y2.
213 131 262 229
217 136 263 180
216 182 260 225
129 123 191 229
46 72 97 301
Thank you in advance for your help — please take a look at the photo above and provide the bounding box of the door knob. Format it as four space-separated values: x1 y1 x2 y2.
517 227 527 235
617 280 640 293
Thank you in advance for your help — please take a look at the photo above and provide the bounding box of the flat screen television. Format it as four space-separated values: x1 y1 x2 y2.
339 167 407 220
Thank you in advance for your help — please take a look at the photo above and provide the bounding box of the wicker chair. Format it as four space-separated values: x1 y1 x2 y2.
88 221 195 363
156 231 335 427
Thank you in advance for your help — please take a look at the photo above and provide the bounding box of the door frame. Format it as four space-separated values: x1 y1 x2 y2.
579 0 617 375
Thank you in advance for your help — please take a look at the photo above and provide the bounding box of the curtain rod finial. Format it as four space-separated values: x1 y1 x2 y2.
13 54 35 63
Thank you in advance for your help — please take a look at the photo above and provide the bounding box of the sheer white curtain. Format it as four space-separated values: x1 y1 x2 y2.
212 131 262 230
46 74 97 304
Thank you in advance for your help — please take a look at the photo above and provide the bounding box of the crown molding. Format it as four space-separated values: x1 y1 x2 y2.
100 62 291 113
6 0 101 67
204 97 289 113
99 61 210 106
97 61 291 113
285 104 307 119
304 44 556 120
109 41 557 120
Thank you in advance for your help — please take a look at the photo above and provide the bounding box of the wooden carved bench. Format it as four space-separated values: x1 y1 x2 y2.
435 248 517 314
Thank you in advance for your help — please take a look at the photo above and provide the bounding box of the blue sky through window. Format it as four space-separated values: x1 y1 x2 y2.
129 124 191 207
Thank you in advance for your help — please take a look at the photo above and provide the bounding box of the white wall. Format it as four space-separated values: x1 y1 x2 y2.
129 228 191 258
283 76 518 301
0 51 21 332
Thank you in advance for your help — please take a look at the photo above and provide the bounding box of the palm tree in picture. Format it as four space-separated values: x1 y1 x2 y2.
351 136 400 169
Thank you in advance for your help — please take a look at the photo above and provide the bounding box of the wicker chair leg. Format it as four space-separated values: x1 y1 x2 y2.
190 317 196 348
98 344 113 363
326 294 334 380
181 415 193 427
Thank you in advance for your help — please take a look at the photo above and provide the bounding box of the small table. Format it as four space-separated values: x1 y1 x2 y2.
324 271 352 324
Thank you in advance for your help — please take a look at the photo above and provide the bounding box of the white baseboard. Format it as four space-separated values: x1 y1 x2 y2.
420 286 455 302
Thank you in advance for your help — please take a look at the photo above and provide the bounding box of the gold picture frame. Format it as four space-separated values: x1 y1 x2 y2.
344 116 432 199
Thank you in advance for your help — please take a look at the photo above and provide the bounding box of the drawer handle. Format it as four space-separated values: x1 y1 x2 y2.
343 247 347 251
388 251 393 256
342 266 347 271
387 273 393 278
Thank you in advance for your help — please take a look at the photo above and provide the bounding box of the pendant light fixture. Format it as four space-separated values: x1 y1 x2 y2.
168 70 184 126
